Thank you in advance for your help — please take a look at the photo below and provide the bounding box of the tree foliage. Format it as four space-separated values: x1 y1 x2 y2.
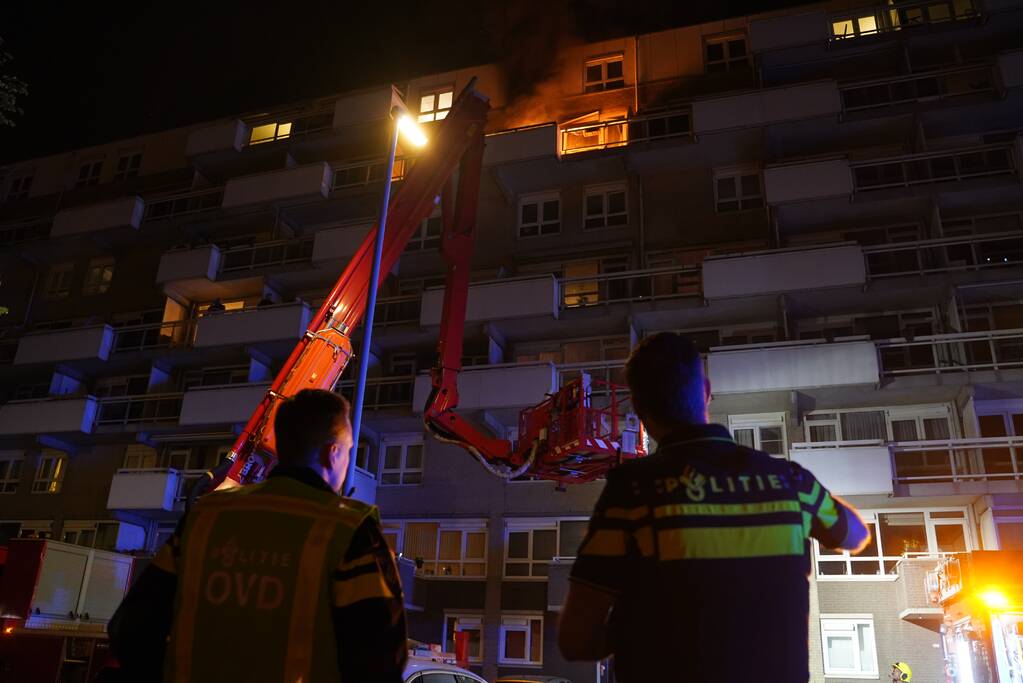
0 37 27 128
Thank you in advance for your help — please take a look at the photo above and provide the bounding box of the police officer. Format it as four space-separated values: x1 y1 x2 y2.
109 389 407 682
557 333 871 681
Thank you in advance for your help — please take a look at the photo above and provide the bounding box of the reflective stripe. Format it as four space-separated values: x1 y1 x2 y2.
172 509 220 683
817 492 840 529
333 568 396 608
657 524 805 560
802 510 813 537
579 529 628 557
654 500 801 519
337 553 377 573
151 543 176 574
198 493 365 527
283 516 335 683
604 506 650 521
798 481 821 506
634 526 654 558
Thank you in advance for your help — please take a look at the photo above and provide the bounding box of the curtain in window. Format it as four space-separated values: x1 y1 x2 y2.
840 411 886 440
403 522 438 560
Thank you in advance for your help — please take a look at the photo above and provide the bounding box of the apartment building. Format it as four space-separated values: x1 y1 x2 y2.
2 0 1023 680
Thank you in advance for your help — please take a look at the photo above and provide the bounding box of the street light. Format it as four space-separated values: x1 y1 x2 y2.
346 102 428 497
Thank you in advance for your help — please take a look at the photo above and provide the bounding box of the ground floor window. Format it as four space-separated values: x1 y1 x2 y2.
820 616 878 678
499 614 543 666
0 520 52 544
443 613 484 663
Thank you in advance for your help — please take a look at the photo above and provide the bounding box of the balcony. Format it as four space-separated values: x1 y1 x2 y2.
143 187 224 222
0 217 50 246
891 437 1023 486
483 125 558 166
560 118 628 156
875 328 1023 377
156 245 221 283
558 265 701 310
412 362 558 412
185 119 248 156
763 158 853 204
419 276 558 326
218 237 314 275
840 64 996 113
692 81 840 135
331 85 402 129
862 231 1023 278
107 468 202 515
50 196 145 238
331 157 407 191
14 325 115 365
312 222 372 263
707 339 880 394
627 108 692 146
111 320 195 354
94 394 182 430
789 442 894 495
221 163 332 209
827 0 982 44
893 557 944 622
193 301 310 348
244 109 333 148
749 10 830 53
337 376 415 410
999 50 1023 89
179 383 268 426
851 143 1016 193
0 396 98 435
702 244 864 300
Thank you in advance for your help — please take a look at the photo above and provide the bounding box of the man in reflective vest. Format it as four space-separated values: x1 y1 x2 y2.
109 389 407 682
557 333 871 682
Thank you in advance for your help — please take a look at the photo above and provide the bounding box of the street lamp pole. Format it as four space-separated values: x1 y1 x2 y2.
346 114 401 497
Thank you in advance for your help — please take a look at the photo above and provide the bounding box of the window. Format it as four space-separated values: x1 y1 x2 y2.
560 116 628 155
122 444 158 469
714 169 763 212
407 211 442 251
354 441 377 476
499 614 543 666
505 520 586 577
444 614 484 663
83 258 115 295
831 12 883 39
249 120 292 145
998 518 1023 550
583 185 628 230
6 173 33 201
32 450 67 494
94 375 150 398
584 55 624 93
180 365 250 390
518 193 560 238
0 452 24 493
704 36 749 73
386 520 487 577
418 88 454 123
76 160 103 187
729 414 786 456
45 263 75 299
820 617 878 677
803 406 952 443
113 152 142 181
62 521 120 550
380 439 423 485
0 521 53 544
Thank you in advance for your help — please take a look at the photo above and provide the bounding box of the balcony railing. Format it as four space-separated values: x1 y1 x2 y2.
560 119 628 155
556 360 627 391
851 143 1016 192
840 64 996 112
876 328 1023 376
218 237 314 274
337 376 415 409
829 0 981 43
111 320 196 354
0 218 50 246
143 188 224 222
331 158 408 190
891 436 1023 483
95 393 183 428
244 110 333 147
627 108 692 144
374 295 422 326
558 265 702 309
862 231 1023 277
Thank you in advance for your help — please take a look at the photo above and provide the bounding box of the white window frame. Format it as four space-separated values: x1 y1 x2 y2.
417 87 454 123
713 167 764 212
379 437 424 486
443 612 485 663
0 451 24 493
45 263 75 300
703 34 750 72
248 120 293 145
2 520 53 540
728 413 787 456
121 444 158 470
32 451 67 494
820 615 879 678
61 521 118 549
517 192 561 239
803 404 955 443
382 519 487 578
6 173 33 201
76 159 103 187
498 613 544 666
830 11 885 40
354 441 376 477
83 257 115 296
503 518 587 579
406 209 442 251
583 183 628 230
583 54 625 93
113 152 142 181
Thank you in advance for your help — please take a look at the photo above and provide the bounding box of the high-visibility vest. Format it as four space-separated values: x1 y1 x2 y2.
164 475 375 683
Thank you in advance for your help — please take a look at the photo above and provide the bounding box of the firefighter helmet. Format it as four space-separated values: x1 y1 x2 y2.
892 662 912 681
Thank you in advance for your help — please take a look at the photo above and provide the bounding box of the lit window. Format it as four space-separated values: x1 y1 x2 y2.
518 193 561 238
583 184 628 230
418 88 454 123
113 152 142 181
820 617 878 677
390 520 487 577
32 450 67 494
831 12 883 39
380 440 423 486
249 121 293 145
45 263 75 300
444 613 484 663
729 414 786 456
76 160 103 188
584 55 625 93
560 117 628 155
499 614 543 666
83 258 115 296
6 173 33 201
714 170 763 212
406 211 442 251
0 453 24 494
704 36 749 73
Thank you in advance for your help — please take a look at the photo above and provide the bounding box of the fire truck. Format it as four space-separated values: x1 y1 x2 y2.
928 551 1023 682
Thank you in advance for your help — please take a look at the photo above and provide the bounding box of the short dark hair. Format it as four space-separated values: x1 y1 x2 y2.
274 389 351 465
625 332 706 425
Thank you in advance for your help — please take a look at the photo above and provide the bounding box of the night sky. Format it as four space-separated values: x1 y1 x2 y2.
1 0 808 164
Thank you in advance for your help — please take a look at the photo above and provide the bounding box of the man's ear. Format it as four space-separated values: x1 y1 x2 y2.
318 442 336 469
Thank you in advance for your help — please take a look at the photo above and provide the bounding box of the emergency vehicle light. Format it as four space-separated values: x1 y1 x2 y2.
979 587 1010 609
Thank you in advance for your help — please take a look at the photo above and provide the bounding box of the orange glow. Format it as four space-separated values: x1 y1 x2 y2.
979 587 1010 609
3 626 13 635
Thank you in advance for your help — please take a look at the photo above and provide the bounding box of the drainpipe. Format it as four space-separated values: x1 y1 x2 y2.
633 35 640 114
637 175 646 269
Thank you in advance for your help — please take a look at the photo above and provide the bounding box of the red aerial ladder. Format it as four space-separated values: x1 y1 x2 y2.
211 80 644 492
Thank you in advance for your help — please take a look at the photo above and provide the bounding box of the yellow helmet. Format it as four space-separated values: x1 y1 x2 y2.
892 662 912 681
